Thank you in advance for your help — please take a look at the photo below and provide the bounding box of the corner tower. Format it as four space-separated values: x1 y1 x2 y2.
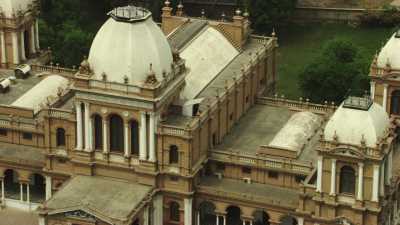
0 0 40 68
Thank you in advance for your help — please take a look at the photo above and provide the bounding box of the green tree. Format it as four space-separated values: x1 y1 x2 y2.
248 0 298 34
299 39 370 104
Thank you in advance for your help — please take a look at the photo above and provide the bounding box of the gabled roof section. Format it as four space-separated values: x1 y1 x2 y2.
44 175 154 225
168 19 208 51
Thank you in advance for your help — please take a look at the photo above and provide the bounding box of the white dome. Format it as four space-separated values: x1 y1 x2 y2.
0 0 33 17
377 32 400 70
88 6 173 85
324 99 390 148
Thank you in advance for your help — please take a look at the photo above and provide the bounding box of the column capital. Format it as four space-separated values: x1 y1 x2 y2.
358 162 364 167
331 158 336 163
384 83 389 88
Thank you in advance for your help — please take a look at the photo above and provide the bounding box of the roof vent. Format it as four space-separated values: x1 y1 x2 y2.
343 96 372 111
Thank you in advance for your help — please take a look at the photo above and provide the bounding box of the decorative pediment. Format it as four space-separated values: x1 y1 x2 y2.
63 210 96 221
330 147 364 159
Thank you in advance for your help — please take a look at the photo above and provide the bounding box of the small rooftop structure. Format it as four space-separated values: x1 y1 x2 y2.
268 111 323 155
324 97 390 148
108 5 151 23
342 96 373 111
11 75 69 113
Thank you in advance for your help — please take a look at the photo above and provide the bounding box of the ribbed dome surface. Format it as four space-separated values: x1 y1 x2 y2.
0 0 33 17
377 32 400 70
88 6 173 85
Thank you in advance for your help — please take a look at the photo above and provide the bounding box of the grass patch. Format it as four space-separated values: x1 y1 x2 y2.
275 23 396 99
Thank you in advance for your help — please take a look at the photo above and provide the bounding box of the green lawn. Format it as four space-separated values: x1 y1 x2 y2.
275 24 396 99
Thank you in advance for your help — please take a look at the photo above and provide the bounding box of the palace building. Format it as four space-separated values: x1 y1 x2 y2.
0 1 400 225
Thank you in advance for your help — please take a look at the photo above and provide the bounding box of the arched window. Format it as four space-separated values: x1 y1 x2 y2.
56 128 66 147
340 166 356 195
169 145 179 164
130 120 139 155
170 201 180 222
94 115 103 150
109 114 124 152
391 90 400 115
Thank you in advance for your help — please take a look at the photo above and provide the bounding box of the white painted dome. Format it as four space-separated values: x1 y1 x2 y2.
0 0 34 17
88 6 173 85
377 31 400 70
324 97 390 148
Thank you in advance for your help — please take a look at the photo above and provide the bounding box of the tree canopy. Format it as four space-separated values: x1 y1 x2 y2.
298 38 370 104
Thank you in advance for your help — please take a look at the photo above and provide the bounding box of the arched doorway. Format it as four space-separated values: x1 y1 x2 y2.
4 169 19 199
253 210 270 225
24 30 30 58
226 206 241 225
391 90 400 115
94 114 103 150
130 120 139 155
109 114 124 153
29 173 45 203
280 215 298 225
199 201 216 225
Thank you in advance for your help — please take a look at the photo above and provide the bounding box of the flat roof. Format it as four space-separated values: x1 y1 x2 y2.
0 69 42 105
216 104 294 153
199 176 299 208
46 175 153 223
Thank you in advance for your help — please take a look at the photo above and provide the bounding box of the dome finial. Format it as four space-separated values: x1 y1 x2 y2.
176 1 184 16
201 9 206 18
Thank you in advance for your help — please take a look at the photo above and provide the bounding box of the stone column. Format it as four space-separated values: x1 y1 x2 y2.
223 215 226 225
297 217 304 225
1 179 4 202
20 31 26 61
370 81 376 100
197 211 200 225
383 84 388 111
75 102 83 150
153 194 163 225
12 32 19 65
84 102 91 152
372 164 380 202
139 112 147 160
330 159 336 195
357 162 364 201
20 183 24 202
27 184 30 203
184 198 193 225
143 206 149 225
38 215 46 225
387 151 393 185
316 155 323 192
0 31 6 65
216 215 220 225
30 24 36 54
149 113 157 162
35 20 40 50
380 162 385 196
103 118 109 154
124 122 130 158
242 220 246 225
45 176 52 200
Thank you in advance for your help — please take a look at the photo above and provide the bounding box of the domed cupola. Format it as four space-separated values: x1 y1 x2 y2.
88 5 173 85
377 30 400 71
324 96 390 148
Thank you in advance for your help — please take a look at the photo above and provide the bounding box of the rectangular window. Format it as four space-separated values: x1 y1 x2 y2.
295 175 306 183
212 133 217 146
242 167 251 174
230 113 234 121
0 128 7 136
22 132 33 140
268 171 278 179
170 176 179 182
216 162 225 171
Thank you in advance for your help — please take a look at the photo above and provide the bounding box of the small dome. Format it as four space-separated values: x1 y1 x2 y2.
377 31 400 70
324 98 390 148
0 0 34 17
88 6 173 85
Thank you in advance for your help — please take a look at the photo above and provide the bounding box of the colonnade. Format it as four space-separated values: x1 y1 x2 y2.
317 154 393 202
75 101 158 162
0 19 40 66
